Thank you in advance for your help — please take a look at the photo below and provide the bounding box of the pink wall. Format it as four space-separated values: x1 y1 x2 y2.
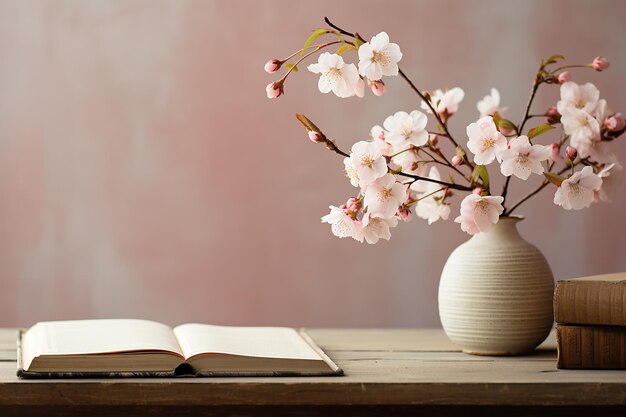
1 0 625 327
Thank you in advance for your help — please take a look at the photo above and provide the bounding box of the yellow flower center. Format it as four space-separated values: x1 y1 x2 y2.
481 137 495 152
371 50 390 66
517 153 530 165
360 154 375 168
322 67 342 85
475 199 491 214
379 187 393 202
569 182 583 196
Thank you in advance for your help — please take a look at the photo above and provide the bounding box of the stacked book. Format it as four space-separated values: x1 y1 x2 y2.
554 271 626 369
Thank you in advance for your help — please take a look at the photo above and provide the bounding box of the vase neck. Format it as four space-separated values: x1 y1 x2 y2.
471 217 523 243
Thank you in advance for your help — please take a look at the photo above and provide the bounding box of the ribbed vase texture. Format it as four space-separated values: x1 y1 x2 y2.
439 217 554 355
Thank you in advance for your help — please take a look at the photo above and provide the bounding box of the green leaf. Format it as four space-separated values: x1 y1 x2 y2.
336 44 356 55
497 118 517 133
471 165 490 189
354 33 365 48
455 147 465 158
301 28 328 57
528 123 554 140
543 54 565 66
286 63 298 72
544 172 564 187
492 112 502 127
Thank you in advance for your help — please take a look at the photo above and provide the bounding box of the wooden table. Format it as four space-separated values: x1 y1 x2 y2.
0 328 625 416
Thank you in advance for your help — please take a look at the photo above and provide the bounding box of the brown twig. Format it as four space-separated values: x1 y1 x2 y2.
505 161 580 215
500 66 543 209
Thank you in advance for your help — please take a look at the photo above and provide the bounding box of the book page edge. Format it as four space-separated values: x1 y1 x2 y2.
297 328 343 375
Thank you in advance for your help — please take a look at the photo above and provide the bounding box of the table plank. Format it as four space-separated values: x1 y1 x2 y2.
0 328 624 409
0 328 18 350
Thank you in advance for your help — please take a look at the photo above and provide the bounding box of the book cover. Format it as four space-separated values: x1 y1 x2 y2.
556 324 626 369
554 271 626 326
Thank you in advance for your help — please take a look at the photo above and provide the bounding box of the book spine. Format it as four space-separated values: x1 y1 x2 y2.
554 281 626 326
556 324 626 369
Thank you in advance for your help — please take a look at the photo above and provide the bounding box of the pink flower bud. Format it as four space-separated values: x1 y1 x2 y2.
451 155 463 166
545 106 560 125
592 56 609 71
546 106 559 118
549 143 562 162
397 205 412 222
266 81 284 99
565 146 577 160
430 135 439 146
557 71 571 84
345 197 360 213
264 59 282 74
604 113 625 131
409 161 419 172
339 204 347 210
368 79 385 96
308 131 324 143
472 187 482 195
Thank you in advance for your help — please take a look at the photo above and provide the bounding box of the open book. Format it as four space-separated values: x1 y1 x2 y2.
17 319 342 378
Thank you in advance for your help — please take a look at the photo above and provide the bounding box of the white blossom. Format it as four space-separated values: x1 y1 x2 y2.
454 194 504 235
561 107 600 149
499 136 552 180
308 53 364 98
361 213 398 244
363 174 406 218
345 141 388 187
410 167 450 224
556 81 600 115
421 87 465 117
595 163 622 202
477 88 507 117
383 110 429 148
553 166 602 210
466 116 507 165
358 32 402 80
321 206 363 241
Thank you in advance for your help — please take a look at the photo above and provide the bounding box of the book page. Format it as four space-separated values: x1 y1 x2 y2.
174 324 322 361
29 319 183 357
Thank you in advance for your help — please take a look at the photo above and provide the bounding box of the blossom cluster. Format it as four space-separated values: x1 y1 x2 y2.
265 20 623 243
307 32 401 99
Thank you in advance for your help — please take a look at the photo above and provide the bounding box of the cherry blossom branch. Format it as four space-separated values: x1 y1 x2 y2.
518 76 542 134
410 186 448 205
395 171 472 191
503 181 549 216
296 114 474 191
323 17 476 174
426 146 472 183
550 64 592 73
504 161 581 215
387 147 446 168
397 68 460 147
500 64 543 209
281 40 342 79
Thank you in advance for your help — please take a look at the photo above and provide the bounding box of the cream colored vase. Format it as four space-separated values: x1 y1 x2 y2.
438 216 554 355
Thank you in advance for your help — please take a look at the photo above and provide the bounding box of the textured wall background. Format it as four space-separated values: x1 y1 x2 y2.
1 0 625 327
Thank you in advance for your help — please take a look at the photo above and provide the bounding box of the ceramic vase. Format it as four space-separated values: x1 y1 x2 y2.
438 216 554 355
